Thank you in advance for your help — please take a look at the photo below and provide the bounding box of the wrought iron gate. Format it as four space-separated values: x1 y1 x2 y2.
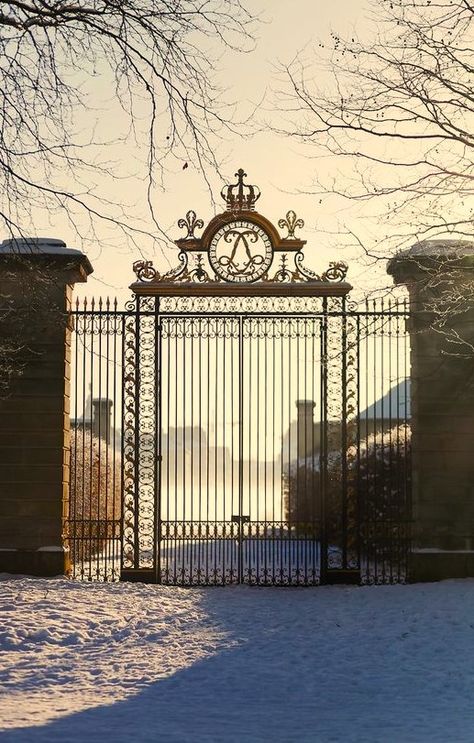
67 169 411 584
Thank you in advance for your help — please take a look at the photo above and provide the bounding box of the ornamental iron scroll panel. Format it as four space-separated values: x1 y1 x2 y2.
122 295 160 579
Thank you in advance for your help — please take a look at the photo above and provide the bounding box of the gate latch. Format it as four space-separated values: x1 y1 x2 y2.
231 515 250 524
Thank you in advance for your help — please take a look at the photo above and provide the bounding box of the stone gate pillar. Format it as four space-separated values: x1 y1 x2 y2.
0 238 92 576
388 240 474 581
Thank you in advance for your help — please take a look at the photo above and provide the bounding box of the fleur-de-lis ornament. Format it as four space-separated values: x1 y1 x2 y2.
278 210 304 239
178 209 204 239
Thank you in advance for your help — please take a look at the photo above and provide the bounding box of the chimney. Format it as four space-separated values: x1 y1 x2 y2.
295 400 316 462
92 398 113 444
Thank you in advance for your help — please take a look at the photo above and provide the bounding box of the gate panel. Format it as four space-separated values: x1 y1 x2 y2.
322 302 361 580
67 299 123 581
156 309 327 586
241 316 323 585
159 315 241 584
355 301 411 584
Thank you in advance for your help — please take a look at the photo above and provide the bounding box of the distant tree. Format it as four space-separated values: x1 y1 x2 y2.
284 424 411 557
68 429 121 565
283 454 343 540
351 425 411 540
278 0 474 246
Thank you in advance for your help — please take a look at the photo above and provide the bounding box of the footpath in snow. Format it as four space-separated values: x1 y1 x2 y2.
0 576 474 742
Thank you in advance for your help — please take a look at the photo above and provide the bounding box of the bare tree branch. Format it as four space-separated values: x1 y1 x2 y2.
275 0 474 354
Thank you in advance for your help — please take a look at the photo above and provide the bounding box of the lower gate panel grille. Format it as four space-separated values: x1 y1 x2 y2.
159 521 322 585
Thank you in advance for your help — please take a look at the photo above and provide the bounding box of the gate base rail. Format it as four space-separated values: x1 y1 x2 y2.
324 570 360 585
121 569 156 583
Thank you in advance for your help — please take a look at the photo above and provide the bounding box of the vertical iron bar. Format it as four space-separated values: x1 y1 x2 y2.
112 299 119 579
166 319 171 584
155 297 162 584
104 298 110 580
133 298 140 570
355 312 362 576
320 299 328 583
71 298 79 580
96 298 103 581
388 299 394 583
190 316 195 583
222 317 226 585
198 316 203 584
238 314 244 585
404 298 410 580
214 318 219 584
174 319 179 584
341 297 348 571
380 298 386 581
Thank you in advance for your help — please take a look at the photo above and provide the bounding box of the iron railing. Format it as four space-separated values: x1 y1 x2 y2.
67 295 411 584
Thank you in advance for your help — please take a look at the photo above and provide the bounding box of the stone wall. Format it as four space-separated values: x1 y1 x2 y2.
388 240 474 580
0 239 92 575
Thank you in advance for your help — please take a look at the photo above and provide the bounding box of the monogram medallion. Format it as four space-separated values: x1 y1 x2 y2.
208 220 273 282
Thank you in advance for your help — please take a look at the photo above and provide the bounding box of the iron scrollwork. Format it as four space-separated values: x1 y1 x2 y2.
133 252 190 283
132 260 157 282
131 168 349 287
269 252 348 283
321 262 349 282
294 252 348 283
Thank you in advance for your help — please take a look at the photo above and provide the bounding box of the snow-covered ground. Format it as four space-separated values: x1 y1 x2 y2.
1 577 474 742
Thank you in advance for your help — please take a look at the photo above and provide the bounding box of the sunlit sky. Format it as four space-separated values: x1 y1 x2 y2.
31 0 391 302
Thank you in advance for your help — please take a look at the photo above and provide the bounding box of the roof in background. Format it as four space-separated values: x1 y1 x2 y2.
360 379 411 420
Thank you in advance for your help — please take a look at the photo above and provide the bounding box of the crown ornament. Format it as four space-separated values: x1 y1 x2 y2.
221 168 261 212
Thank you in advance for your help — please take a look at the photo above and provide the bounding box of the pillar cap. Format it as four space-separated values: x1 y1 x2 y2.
399 239 474 259
388 239 474 286
295 399 316 409
92 398 113 408
0 236 93 279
